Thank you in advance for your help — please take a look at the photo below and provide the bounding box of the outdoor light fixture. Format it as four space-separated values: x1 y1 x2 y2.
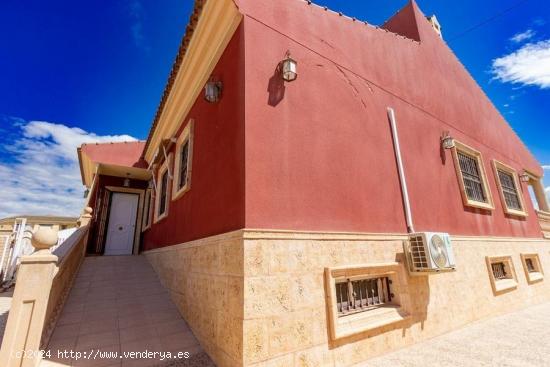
281 51 298 82
441 132 455 150
123 174 131 187
204 77 222 103
520 171 530 183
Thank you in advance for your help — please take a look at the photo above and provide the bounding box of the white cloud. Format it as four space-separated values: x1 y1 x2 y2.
0 117 136 219
543 165 550 170
510 29 536 43
491 40 550 89
127 0 150 52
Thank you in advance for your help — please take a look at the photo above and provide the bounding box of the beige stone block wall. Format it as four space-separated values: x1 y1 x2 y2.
242 231 550 367
145 230 245 367
145 229 550 367
41 227 89 347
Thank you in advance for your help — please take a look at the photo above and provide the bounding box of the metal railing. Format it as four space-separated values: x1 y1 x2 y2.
336 276 392 316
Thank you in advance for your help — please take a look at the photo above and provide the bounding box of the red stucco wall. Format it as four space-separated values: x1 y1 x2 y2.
240 0 543 237
141 0 545 251
141 24 246 251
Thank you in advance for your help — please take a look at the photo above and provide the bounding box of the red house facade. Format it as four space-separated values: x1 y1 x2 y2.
78 1 550 366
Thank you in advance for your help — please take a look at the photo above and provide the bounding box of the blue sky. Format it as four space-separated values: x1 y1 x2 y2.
0 0 549 217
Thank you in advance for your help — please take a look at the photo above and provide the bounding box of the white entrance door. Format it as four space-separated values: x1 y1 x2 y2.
104 192 139 256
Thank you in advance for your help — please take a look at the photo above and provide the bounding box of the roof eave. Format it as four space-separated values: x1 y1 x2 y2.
142 0 242 162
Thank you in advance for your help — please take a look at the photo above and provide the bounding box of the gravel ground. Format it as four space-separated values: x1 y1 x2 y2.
359 301 550 367
0 289 13 346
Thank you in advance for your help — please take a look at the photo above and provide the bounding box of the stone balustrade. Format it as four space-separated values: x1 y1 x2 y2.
536 210 550 239
0 207 92 367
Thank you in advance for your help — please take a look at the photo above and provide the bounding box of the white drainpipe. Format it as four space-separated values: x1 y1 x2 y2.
387 107 415 233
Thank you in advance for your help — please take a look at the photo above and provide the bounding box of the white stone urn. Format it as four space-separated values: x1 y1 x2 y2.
31 226 59 253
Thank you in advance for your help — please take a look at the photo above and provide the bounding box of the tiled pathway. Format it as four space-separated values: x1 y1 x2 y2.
42 256 209 367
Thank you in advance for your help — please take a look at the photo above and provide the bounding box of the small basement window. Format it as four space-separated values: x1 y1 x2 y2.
336 276 392 317
486 256 518 295
491 262 509 280
526 258 535 272
325 263 411 341
451 141 494 210
492 160 527 217
521 254 544 284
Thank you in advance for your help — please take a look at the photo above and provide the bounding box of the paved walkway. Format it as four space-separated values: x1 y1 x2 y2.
0 289 13 346
43 256 210 367
361 301 550 367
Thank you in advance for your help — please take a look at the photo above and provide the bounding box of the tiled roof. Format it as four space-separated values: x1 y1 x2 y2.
142 0 207 158
80 140 147 168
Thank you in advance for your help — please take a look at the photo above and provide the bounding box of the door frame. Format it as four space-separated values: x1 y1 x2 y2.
104 186 145 255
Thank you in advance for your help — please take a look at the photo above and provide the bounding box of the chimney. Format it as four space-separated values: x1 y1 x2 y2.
426 15 442 38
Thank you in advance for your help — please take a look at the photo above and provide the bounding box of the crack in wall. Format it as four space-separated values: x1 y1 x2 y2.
334 64 369 109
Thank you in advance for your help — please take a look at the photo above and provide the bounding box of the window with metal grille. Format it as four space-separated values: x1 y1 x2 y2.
159 171 168 216
491 262 507 280
525 258 536 273
458 152 487 203
335 277 392 317
497 170 522 210
143 189 151 225
178 140 190 190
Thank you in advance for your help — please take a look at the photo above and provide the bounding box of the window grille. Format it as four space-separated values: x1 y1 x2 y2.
497 170 522 210
525 258 536 273
159 171 168 215
491 262 507 280
458 152 487 203
178 140 190 190
143 188 152 227
335 277 392 316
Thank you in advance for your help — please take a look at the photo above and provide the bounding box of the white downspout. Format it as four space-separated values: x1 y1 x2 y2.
387 107 415 233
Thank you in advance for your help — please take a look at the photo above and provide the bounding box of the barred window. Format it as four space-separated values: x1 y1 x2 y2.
525 258 536 273
142 187 152 229
497 170 522 210
491 262 507 280
458 152 487 203
159 171 168 216
173 120 194 200
487 256 518 294
178 140 190 190
335 277 392 317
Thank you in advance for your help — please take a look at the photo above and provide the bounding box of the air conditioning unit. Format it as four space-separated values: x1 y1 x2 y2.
405 232 456 274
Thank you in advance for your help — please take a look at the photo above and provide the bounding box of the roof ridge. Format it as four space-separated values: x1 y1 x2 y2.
303 0 421 44
81 140 145 147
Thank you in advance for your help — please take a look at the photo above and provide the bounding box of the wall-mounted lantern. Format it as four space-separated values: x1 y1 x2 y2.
281 51 298 82
441 131 455 149
519 171 531 183
204 77 223 103
123 174 131 187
